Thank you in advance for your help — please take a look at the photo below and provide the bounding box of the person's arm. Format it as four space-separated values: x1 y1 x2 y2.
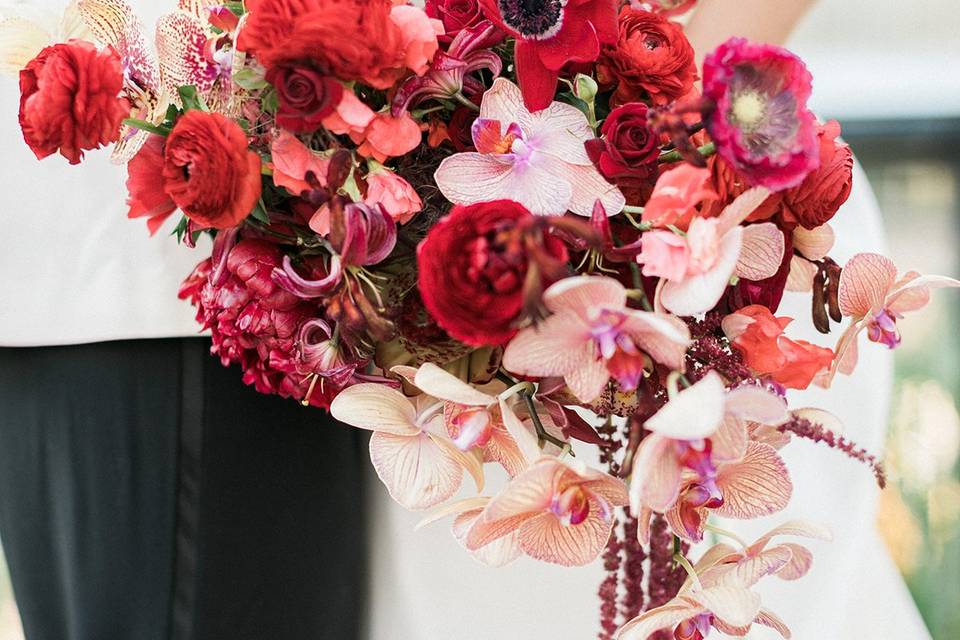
685 0 819 65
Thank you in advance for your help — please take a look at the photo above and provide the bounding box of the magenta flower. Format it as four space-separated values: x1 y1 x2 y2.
702 38 820 192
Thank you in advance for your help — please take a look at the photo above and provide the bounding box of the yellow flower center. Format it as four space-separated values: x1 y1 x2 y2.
731 91 766 131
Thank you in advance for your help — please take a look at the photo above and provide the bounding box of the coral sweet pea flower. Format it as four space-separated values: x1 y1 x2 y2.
330 381 483 510
629 372 790 534
434 78 625 217
502 275 691 403
828 253 960 381
465 456 629 566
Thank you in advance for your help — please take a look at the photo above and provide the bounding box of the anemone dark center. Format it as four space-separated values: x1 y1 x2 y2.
498 0 565 39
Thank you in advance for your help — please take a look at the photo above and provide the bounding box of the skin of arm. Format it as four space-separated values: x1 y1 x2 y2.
684 0 819 65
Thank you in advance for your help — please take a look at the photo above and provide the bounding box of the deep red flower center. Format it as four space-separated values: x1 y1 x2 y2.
498 0 564 39
465 226 528 294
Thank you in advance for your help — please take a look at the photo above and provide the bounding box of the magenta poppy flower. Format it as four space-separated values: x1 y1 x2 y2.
702 38 820 192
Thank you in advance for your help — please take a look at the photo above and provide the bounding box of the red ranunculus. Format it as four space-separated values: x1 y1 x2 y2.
126 134 177 235
162 110 262 229
781 120 853 229
18 40 129 164
425 0 486 42
584 102 659 187
596 7 697 107
266 64 343 133
417 200 568 346
238 0 404 89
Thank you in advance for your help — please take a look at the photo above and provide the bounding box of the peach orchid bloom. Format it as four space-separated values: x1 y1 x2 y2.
417 497 523 568
785 223 834 292
434 77 625 217
828 252 960 381
630 372 791 542
464 456 629 566
616 521 830 640
502 275 692 404
642 187 786 317
329 379 483 510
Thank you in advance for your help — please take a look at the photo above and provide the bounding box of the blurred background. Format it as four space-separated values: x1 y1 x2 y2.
0 0 958 638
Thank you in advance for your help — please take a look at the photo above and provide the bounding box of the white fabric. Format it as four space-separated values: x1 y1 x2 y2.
364 164 931 639
0 0 204 347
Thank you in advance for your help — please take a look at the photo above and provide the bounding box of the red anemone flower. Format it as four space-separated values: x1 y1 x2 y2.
480 0 617 111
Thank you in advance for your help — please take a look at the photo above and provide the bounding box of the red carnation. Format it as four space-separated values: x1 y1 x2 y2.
585 102 659 187
267 64 343 133
239 0 404 89
596 7 697 107
162 110 262 229
417 200 568 346
18 40 129 164
781 120 853 230
126 135 177 235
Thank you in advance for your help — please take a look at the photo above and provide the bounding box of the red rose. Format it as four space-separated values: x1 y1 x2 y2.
425 0 485 42
585 103 659 186
417 200 568 346
162 110 262 229
126 134 177 234
239 0 404 89
781 121 853 230
266 65 343 133
596 7 697 107
18 40 129 164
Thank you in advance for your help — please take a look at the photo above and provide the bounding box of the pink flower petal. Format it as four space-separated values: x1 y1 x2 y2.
887 273 960 314
785 255 818 292
711 417 749 462
711 546 792 589
479 77 533 131
368 431 464 510
716 442 792 519
483 457 560 521
429 432 484 493
465 511 535 550
517 509 610 566
502 311 591 378
749 520 833 554
737 223 785 281
452 509 522 567
687 585 762 628
498 398 541 471
565 354 611 403
615 602 702 640
716 187 773 233
630 435 683 513
837 252 897 318
755 608 793 639
660 226 742 316
413 363 496 406
543 275 626 318
792 224 834 261
329 383 420 435
621 311 692 371
484 418 530 478
645 371 726 440
543 154 625 216
724 385 789 426
526 100 595 165
777 542 814 580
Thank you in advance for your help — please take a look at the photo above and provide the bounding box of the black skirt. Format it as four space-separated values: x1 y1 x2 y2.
0 339 368 640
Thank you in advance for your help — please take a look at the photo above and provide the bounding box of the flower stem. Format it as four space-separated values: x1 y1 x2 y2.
520 389 572 454
451 92 480 112
703 523 749 551
658 141 716 164
627 262 654 312
122 118 169 136
672 551 703 591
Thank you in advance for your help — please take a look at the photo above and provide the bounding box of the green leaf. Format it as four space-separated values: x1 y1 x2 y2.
122 118 169 136
261 88 279 114
250 200 270 224
233 68 268 91
178 85 206 112
224 1 245 16
556 92 590 117
171 216 189 243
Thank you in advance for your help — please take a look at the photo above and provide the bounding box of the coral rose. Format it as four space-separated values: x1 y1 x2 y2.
585 102 659 187
238 0 404 89
126 135 177 235
391 4 442 76
163 110 262 229
596 7 697 107
364 164 422 225
781 120 853 230
266 64 343 133
417 200 568 346
19 40 129 165
356 112 423 162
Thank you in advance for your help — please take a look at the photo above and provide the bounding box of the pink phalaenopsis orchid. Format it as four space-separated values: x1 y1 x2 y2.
630 372 792 542
392 20 503 116
464 456 629 566
434 78 625 217
616 521 831 639
502 276 691 403
641 187 786 317
828 253 960 382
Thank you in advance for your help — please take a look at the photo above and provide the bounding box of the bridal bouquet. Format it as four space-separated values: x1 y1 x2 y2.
10 0 959 636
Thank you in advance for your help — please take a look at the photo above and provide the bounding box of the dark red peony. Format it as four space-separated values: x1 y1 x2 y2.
238 0 405 89
585 102 659 187
426 0 487 42
266 64 344 133
18 40 129 165
596 7 697 107
126 134 177 234
417 200 569 346
781 120 853 229
162 110 262 229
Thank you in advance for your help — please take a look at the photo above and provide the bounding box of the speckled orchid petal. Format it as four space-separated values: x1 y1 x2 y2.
156 11 219 97
715 442 792 519
329 383 420 435
517 507 611 566
645 371 727 440
414 363 496 406
0 14 50 75
736 223 785 281
660 226 743 316
630 434 683 513
369 431 464 510
837 252 898 318
614 602 702 640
